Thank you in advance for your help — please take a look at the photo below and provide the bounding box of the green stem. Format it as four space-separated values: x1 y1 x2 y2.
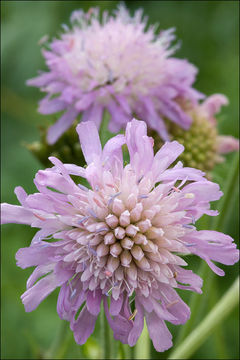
168 277 239 359
101 304 111 359
130 344 135 359
211 152 239 231
119 342 126 359
43 320 69 359
135 319 150 359
209 279 228 359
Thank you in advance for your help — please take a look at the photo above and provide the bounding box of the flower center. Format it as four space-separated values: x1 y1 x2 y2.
69 175 189 299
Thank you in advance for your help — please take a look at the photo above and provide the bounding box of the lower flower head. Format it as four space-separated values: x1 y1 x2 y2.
1 119 239 351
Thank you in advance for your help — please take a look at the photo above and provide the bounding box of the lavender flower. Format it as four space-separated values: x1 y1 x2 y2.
27 5 202 145
1 119 239 351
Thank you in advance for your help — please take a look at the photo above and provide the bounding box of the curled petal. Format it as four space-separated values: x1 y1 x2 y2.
201 94 229 121
184 230 239 276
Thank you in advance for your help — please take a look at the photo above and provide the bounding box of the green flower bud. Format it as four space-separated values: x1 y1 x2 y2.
25 121 85 167
149 107 218 175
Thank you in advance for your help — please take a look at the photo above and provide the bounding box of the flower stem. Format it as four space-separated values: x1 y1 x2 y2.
168 277 239 359
100 303 112 359
212 152 239 231
209 279 228 358
135 319 150 359
43 320 69 359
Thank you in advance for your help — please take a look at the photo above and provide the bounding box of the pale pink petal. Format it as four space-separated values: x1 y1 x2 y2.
151 141 184 179
26 72 55 87
126 119 154 175
141 97 170 141
184 230 239 276
86 289 102 316
170 265 203 293
146 312 173 352
26 264 55 289
1 204 35 225
72 306 98 345
15 241 68 268
63 164 86 177
217 135 239 154
75 93 96 111
22 268 72 312
81 104 103 128
110 294 123 316
35 169 79 195
128 298 144 346
158 284 190 325
47 107 79 144
158 167 205 182
14 186 28 206
38 97 66 114
158 98 192 129
107 100 130 130
201 94 229 120
76 121 102 164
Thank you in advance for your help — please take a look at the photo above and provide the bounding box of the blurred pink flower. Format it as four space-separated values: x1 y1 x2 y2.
1 119 239 351
27 5 202 144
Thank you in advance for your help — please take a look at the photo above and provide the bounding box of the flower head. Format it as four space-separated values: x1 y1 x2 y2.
27 5 202 144
151 94 239 173
1 119 239 351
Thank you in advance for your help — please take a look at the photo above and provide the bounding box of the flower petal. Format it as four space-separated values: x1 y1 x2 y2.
72 306 97 345
184 230 239 275
217 135 239 154
21 267 71 312
47 107 79 145
86 289 102 316
126 119 154 176
145 312 173 352
1 203 35 225
128 298 144 346
76 121 102 165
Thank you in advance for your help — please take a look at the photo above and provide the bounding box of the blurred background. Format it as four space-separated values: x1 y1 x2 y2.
1 1 239 359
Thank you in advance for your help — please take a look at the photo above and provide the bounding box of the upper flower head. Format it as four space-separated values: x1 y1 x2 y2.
1 119 239 351
27 4 202 144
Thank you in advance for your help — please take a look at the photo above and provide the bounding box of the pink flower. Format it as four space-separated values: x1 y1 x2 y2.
27 5 202 144
1 119 239 351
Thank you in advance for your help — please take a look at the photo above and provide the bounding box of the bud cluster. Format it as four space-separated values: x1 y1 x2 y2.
26 121 84 167
151 109 218 173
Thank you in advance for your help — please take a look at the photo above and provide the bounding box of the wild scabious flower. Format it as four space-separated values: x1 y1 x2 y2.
27 5 202 145
1 119 239 351
151 94 239 173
